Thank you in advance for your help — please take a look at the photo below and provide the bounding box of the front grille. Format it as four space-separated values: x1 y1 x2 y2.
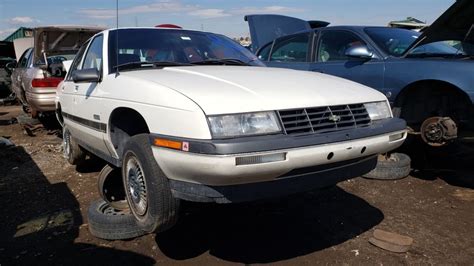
278 104 371 135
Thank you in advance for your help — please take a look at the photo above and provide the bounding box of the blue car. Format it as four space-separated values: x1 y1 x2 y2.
246 0 474 147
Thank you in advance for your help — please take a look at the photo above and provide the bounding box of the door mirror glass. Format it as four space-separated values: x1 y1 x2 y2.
72 68 100 83
345 45 374 59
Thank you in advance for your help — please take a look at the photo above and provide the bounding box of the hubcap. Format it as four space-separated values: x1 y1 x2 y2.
125 156 148 216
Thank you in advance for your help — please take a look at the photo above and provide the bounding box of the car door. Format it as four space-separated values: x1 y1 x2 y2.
63 34 111 156
264 32 313 71
11 48 32 104
311 29 385 91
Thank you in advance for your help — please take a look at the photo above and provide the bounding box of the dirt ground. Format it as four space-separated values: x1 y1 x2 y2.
1 104 473 265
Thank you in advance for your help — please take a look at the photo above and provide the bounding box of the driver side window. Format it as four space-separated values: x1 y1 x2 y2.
317 31 367 62
66 40 89 81
82 35 104 71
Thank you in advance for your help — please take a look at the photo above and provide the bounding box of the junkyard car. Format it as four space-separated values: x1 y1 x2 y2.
56 27 407 233
246 0 474 147
9 26 102 117
0 41 16 99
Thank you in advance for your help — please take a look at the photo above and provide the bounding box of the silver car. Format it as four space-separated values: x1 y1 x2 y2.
10 26 103 117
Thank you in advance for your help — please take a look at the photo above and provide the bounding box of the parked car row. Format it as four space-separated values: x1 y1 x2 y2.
5 26 103 117
246 0 474 147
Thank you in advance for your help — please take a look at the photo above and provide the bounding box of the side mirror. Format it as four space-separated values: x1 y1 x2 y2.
345 45 374 60
5 60 17 73
62 60 73 74
72 68 101 83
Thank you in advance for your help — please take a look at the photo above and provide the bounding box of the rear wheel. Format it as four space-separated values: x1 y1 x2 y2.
62 126 86 165
122 134 180 233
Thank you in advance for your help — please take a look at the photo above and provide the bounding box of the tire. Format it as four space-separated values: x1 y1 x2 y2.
88 199 146 240
98 164 129 210
363 153 411 180
62 126 86 165
122 134 180 233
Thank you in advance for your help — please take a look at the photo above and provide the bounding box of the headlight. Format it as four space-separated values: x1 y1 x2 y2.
208 111 282 138
364 101 392 121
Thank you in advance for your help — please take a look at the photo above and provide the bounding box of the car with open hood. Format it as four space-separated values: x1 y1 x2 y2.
246 0 474 147
9 26 103 117
56 27 407 233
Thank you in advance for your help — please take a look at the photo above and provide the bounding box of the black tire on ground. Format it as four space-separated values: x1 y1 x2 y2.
363 153 411 180
98 164 129 210
88 199 146 240
62 126 86 165
122 134 180 233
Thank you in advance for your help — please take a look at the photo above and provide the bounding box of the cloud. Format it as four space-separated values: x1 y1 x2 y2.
0 28 17 38
188 9 231 19
7 16 37 24
78 0 197 19
231 6 304 15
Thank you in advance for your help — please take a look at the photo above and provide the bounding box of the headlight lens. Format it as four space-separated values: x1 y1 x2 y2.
208 111 282 138
364 101 392 121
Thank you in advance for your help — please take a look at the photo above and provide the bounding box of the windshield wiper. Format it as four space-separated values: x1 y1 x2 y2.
191 58 251 66
114 61 192 71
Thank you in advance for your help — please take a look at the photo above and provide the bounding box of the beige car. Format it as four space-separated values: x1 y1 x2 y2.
10 26 103 117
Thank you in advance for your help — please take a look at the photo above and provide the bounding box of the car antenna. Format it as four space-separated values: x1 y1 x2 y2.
115 0 120 77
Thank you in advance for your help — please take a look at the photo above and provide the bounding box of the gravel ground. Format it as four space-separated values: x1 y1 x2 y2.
1 105 473 265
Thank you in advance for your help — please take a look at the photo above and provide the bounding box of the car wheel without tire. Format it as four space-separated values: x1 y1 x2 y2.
98 164 129 210
363 153 411 180
62 126 86 165
122 134 180 233
88 199 146 240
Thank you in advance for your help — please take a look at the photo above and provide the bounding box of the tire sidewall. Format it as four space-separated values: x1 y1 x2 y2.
121 134 174 233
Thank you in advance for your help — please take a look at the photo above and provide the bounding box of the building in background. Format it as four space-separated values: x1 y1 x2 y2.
3 27 33 42
388 17 427 31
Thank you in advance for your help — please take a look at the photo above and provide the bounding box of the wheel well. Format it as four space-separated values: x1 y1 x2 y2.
109 108 150 158
393 80 472 128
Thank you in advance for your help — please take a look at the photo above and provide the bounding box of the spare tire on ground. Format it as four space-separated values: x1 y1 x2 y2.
88 199 146 240
363 153 411 180
98 165 128 210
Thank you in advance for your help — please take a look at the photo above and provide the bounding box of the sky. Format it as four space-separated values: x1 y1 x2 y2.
0 0 455 40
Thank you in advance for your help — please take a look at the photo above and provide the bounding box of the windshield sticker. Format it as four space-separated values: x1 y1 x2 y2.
181 36 191 41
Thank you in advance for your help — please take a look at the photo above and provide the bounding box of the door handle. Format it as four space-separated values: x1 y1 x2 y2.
74 85 79 92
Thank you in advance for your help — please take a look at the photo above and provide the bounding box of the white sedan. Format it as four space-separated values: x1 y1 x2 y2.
56 27 407 233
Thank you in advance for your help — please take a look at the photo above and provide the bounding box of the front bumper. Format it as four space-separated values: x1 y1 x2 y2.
151 118 406 191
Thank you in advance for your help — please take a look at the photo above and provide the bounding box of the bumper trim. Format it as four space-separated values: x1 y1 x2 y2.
150 118 406 155
170 155 377 203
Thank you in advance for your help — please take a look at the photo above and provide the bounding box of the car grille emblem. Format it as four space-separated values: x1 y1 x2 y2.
328 114 341 122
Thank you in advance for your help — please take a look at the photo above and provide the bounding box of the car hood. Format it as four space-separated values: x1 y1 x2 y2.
121 66 386 115
404 0 474 54
33 26 104 64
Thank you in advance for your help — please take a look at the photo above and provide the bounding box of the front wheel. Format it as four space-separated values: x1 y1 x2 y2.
122 134 180 233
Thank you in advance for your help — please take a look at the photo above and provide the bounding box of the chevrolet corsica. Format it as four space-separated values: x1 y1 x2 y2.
56 27 407 233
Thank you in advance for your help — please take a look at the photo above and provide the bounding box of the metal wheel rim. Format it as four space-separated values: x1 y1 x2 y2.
125 155 148 217
63 129 71 159
98 202 126 216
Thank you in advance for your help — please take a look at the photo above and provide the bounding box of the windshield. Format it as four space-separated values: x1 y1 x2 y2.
108 29 263 72
365 27 470 57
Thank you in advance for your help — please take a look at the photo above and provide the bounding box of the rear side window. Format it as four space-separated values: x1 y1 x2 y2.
270 33 310 62
17 48 32 68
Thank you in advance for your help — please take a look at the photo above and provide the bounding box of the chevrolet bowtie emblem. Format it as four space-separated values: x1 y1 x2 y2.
328 114 341 122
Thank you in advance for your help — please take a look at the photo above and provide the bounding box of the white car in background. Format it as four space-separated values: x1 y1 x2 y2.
56 27 407 235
